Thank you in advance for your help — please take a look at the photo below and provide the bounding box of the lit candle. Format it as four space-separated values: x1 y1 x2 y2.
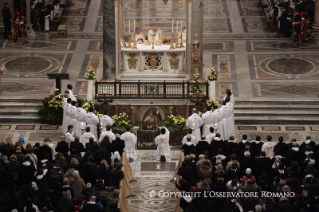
176 21 178 33
81 122 84 129
134 20 135 32
193 123 195 128
181 21 182 32
129 20 130 33
215 123 217 128
172 20 174 32
100 122 103 128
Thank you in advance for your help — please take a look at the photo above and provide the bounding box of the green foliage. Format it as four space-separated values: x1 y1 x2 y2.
38 106 63 125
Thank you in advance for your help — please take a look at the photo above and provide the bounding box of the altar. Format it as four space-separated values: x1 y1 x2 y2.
121 44 186 74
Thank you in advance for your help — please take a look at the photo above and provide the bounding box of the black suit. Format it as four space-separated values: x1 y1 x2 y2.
177 166 195 184
210 139 225 157
195 140 210 157
70 141 84 158
56 141 69 158
2 7 12 38
181 144 195 156
111 138 125 156
85 142 99 154
279 10 291 37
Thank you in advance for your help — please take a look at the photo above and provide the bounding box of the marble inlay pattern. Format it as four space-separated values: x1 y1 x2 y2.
242 17 268 33
203 0 228 16
204 18 232 33
4 41 73 50
141 162 176 171
1 82 54 94
64 0 90 16
60 17 85 32
268 58 313 74
238 0 264 16
256 83 319 97
249 41 319 51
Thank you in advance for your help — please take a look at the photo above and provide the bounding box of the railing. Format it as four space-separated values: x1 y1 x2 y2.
95 80 209 99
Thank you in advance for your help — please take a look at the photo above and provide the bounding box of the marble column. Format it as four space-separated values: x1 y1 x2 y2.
26 0 35 37
312 0 319 29
190 0 203 77
103 0 116 79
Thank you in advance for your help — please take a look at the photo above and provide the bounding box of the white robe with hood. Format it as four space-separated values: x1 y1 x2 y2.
181 134 197 146
186 113 203 144
100 115 114 133
154 127 170 160
80 132 97 145
261 142 276 157
202 111 217 136
85 112 99 140
74 107 87 137
120 131 137 159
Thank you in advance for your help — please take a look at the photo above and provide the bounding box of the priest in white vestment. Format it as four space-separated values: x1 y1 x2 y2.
226 101 234 136
99 125 115 143
220 103 231 139
61 91 69 134
133 27 146 44
202 106 217 136
85 108 99 140
181 129 197 146
120 126 137 160
67 84 77 101
80 127 97 146
222 89 235 105
148 27 163 42
186 108 203 143
64 98 72 134
154 127 170 160
74 102 87 137
100 110 114 133
214 107 226 140
68 101 77 130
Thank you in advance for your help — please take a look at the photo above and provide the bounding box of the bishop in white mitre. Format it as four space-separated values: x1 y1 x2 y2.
74 102 87 137
148 27 163 42
154 127 170 160
85 107 99 140
202 106 217 136
186 108 203 143
100 110 114 133
120 126 137 160
61 91 70 134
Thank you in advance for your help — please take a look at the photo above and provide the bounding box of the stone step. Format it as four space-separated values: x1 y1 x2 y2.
234 105 319 110
0 102 43 109
0 115 43 122
235 116 318 125
234 110 319 116
0 108 39 115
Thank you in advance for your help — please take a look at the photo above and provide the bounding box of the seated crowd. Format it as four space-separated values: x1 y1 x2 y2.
0 129 126 212
177 131 319 212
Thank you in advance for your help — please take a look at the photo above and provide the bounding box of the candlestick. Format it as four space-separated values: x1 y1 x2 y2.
127 33 132 48
172 20 174 32
132 33 138 49
170 33 175 49
176 21 178 33
181 21 182 32
100 122 103 129
124 21 125 33
180 32 185 48
129 20 130 33
123 33 127 48
134 20 136 32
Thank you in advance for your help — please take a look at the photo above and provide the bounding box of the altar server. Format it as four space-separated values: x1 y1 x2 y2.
222 89 235 105
148 27 163 42
99 124 115 144
67 84 77 101
186 108 203 143
74 102 87 137
155 127 170 160
85 107 99 140
202 106 216 136
226 99 234 136
65 125 75 145
220 101 231 139
62 91 70 134
182 129 197 146
120 126 137 160
205 127 216 144
100 110 114 133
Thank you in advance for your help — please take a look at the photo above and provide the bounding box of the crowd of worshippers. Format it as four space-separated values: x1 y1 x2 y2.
271 0 314 37
177 132 319 212
0 128 132 212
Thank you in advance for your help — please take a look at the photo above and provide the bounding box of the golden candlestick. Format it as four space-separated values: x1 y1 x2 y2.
123 33 127 48
169 33 175 49
180 32 185 48
175 32 180 48
127 33 132 48
132 33 138 49
151 33 155 50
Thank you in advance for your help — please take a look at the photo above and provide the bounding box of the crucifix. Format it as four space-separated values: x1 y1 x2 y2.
47 73 69 93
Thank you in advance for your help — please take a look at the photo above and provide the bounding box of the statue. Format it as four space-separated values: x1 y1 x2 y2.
191 34 201 64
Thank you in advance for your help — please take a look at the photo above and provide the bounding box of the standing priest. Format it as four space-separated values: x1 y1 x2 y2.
154 127 170 160
186 108 203 143
202 106 216 136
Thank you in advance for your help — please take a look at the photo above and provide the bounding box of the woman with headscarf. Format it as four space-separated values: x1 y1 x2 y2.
111 151 122 166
